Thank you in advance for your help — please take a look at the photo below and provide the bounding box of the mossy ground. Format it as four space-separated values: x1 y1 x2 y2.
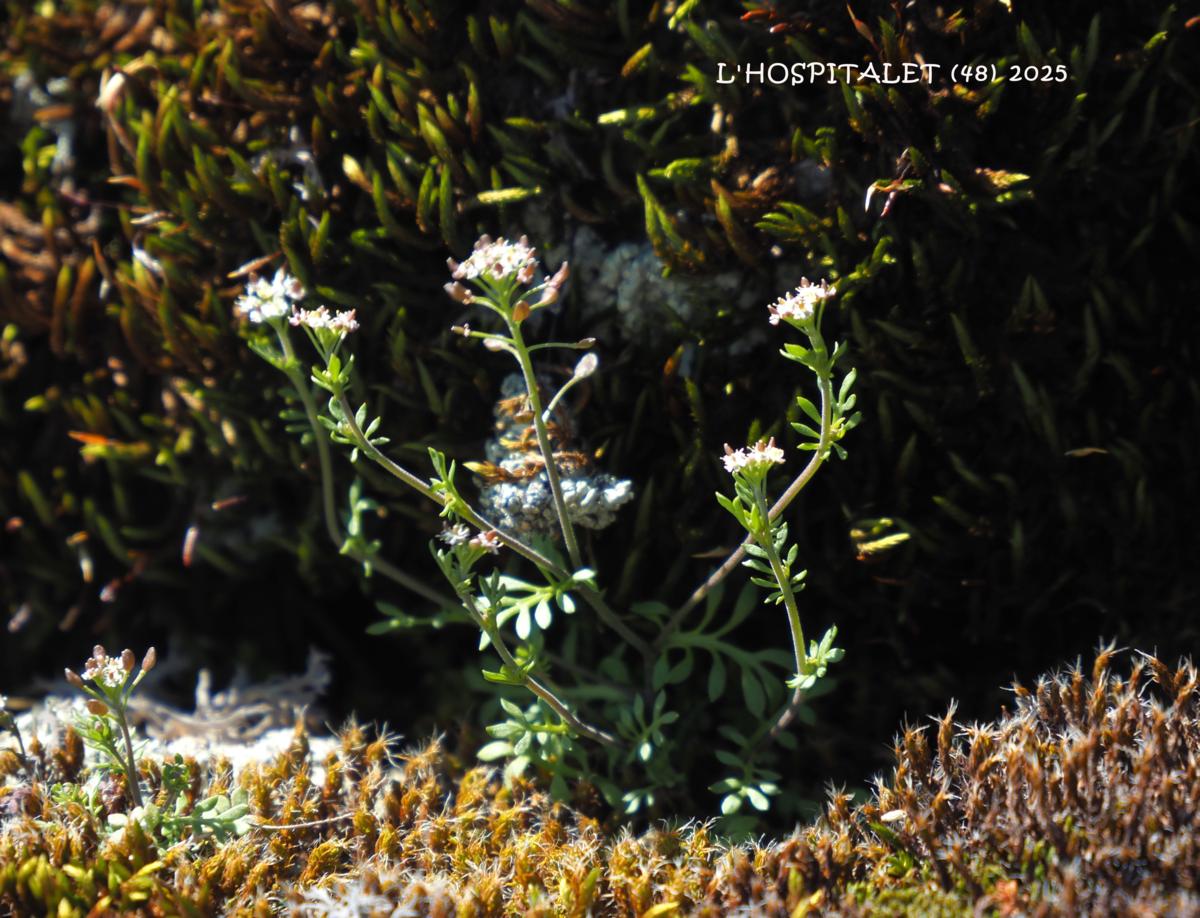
4 648 1199 916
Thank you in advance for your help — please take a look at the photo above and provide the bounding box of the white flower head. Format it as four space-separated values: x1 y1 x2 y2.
328 309 359 334
289 305 359 335
722 437 786 475
235 268 305 324
83 653 129 689
438 523 471 546
469 529 503 554
768 278 834 326
451 235 539 285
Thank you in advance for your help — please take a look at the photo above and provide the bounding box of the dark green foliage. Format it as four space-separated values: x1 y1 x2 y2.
1 0 1198 816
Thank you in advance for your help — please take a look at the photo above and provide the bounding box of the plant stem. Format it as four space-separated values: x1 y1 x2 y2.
334 392 650 656
458 590 620 749
278 333 453 608
656 367 835 649
506 319 583 570
116 711 143 808
753 490 806 689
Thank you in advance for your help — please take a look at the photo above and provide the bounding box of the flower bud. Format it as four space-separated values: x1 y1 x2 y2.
141 647 157 673
121 649 136 672
444 282 474 304
512 300 531 323
548 262 570 289
577 337 596 348
65 668 84 689
482 337 506 351
573 353 599 379
86 699 108 716
93 644 106 660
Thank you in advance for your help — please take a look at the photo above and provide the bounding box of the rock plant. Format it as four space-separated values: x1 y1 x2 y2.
237 233 865 824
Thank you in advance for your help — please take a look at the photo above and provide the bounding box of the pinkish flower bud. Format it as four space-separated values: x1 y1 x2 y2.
93 644 106 660
65 668 85 689
121 649 135 672
444 282 474 304
141 647 157 673
512 300 531 323
86 699 108 716
548 262 570 289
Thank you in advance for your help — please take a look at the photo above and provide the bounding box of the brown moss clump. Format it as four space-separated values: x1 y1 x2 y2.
5 649 1200 915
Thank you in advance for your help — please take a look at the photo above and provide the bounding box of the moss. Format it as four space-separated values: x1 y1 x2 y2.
3 648 1200 914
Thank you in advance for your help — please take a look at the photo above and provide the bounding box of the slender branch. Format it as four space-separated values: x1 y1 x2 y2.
254 813 354 831
334 392 650 656
507 319 583 570
655 369 835 650
457 590 621 749
278 333 453 608
752 487 810 741
116 714 143 808
755 491 806 684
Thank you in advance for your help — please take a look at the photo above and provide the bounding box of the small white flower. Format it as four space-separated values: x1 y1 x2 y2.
767 278 834 326
451 235 538 284
235 268 304 324
289 305 331 328
438 523 471 546
83 655 128 689
289 305 359 335
722 437 786 475
327 309 359 334
469 529 503 554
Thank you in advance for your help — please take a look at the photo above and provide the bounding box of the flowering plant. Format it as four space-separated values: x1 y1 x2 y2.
238 235 865 826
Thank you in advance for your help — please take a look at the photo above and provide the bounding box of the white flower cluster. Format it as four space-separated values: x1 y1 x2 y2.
469 530 502 554
767 278 834 326
289 305 359 335
438 523 471 546
83 653 129 689
451 235 538 284
234 268 304 324
722 437 786 475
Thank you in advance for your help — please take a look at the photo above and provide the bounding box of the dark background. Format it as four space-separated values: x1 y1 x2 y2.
2 0 1198 819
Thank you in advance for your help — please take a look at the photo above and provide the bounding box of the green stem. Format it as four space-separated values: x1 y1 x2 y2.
278 332 453 608
457 590 620 749
656 364 835 650
753 490 806 684
506 318 583 571
115 710 143 808
334 391 650 656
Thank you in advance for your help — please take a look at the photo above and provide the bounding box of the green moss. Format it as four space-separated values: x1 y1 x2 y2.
3 649 1199 914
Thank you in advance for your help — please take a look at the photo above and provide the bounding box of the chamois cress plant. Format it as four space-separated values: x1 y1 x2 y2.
63 646 253 844
237 236 862 826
